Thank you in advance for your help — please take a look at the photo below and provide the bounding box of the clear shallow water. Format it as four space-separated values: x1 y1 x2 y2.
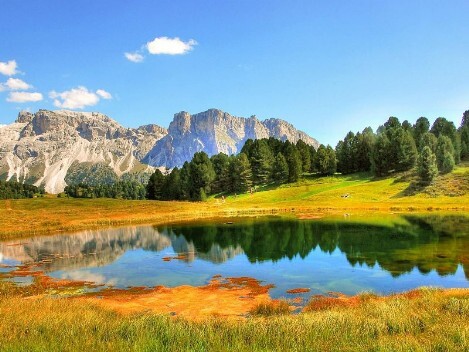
1 215 468 298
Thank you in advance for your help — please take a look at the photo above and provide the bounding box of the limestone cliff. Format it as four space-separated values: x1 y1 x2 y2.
145 108 319 168
0 110 166 193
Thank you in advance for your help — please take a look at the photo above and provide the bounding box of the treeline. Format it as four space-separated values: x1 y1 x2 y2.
335 110 469 183
147 138 337 201
64 181 146 199
0 180 45 199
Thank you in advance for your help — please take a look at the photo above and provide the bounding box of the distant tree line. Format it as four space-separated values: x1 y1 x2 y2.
146 138 338 201
335 111 469 184
0 180 45 199
64 181 146 199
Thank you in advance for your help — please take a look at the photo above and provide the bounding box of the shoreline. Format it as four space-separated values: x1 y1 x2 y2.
1 197 468 240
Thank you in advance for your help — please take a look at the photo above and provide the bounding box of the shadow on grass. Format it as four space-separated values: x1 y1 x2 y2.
392 181 431 198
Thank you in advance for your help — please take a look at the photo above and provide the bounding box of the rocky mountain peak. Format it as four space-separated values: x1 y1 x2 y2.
145 108 319 168
169 111 192 135
1 109 166 193
15 111 34 124
1 108 319 193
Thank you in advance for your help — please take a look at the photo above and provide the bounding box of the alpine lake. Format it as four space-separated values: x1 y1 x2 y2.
1 214 468 300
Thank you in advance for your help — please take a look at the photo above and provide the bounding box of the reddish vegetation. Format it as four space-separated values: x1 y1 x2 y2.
79 276 274 320
286 288 311 294
162 253 191 261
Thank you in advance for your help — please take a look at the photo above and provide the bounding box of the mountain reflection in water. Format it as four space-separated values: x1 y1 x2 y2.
0 215 468 293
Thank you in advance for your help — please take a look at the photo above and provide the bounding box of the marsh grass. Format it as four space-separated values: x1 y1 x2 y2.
0 283 468 351
249 299 291 316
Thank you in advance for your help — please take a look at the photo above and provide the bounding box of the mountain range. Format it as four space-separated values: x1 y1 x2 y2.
0 108 319 193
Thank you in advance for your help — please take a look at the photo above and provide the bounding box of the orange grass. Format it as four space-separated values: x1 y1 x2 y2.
1 165 468 240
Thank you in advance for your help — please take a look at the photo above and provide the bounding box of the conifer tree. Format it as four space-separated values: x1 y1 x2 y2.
413 117 430 144
285 144 302 182
188 152 216 200
436 135 455 172
210 153 230 194
272 152 289 183
146 169 165 200
417 146 438 184
371 133 391 177
230 153 252 193
250 139 274 185
296 140 312 174
419 132 438 153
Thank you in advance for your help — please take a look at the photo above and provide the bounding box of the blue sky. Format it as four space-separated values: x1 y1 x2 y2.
1 0 468 146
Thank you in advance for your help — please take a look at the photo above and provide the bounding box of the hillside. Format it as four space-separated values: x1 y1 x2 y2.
1 162 467 239
0 109 318 193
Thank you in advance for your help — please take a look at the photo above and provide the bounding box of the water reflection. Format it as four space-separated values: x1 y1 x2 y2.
164 215 469 279
0 215 468 293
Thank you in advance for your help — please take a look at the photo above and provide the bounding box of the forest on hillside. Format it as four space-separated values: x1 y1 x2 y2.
0 180 44 199
3 111 467 201
142 110 469 201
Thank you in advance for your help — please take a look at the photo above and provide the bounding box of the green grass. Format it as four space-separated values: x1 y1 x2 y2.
1 164 468 240
1 166 469 350
0 282 467 351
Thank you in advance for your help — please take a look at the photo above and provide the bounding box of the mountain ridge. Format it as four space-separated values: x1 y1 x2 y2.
0 108 319 193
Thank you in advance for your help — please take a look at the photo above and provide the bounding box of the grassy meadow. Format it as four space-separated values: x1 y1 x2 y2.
1 164 468 351
1 162 468 240
0 281 468 351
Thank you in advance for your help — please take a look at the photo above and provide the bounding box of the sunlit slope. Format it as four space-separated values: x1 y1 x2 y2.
1 163 468 239
223 162 469 209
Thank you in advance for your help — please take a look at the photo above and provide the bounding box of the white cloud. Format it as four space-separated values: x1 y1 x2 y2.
2 78 31 91
0 60 18 76
49 86 111 109
125 52 144 63
6 91 43 103
146 36 197 55
96 89 112 99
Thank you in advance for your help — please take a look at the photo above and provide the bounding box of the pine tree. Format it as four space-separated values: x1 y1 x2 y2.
296 140 311 174
179 162 191 200
210 153 230 194
188 152 216 200
146 169 165 200
395 129 418 171
441 151 455 174
413 117 430 144
355 127 374 172
250 139 274 185
436 135 455 172
272 152 289 183
432 117 460 163
419 132 438 153
284 144 302 182
316 145 337 176
371 133 391 177
230 153 252 193
161 168 182 200
460 126 469 160
417 146 438 184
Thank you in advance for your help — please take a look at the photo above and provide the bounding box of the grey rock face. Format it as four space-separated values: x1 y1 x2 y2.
0 108 318 193
145 108 319 168
0 110 166 193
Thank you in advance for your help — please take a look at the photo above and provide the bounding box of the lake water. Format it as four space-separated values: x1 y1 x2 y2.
1 215 468 298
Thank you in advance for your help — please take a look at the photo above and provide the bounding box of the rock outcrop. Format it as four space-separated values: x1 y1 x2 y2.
0 110 166 193
145 108 319 168
0 108 319 193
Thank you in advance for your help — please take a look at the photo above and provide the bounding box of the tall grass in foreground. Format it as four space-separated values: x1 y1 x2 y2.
0 284 467 351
